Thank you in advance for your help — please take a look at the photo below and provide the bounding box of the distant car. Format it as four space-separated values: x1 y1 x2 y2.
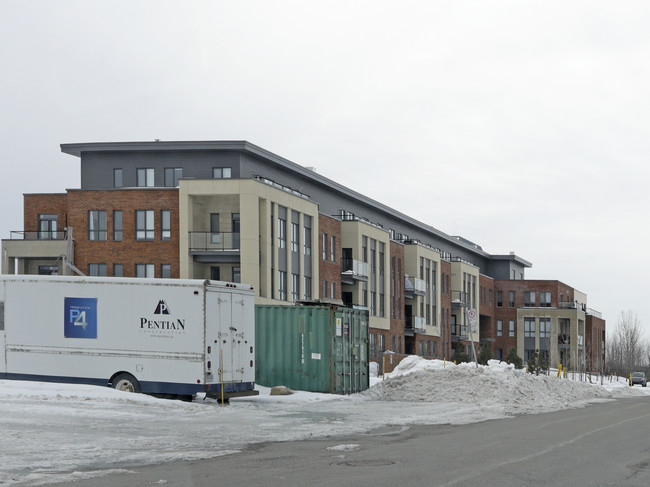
631 372 647 387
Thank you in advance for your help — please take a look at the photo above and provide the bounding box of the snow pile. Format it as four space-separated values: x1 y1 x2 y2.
362 357 612 415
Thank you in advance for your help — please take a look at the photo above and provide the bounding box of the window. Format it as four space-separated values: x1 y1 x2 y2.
291 223 299 253
137 168 154 187
38 214 58 240
303 216 312 256
211 266 220 280
508 291 515 307
539 318 551 338
88 210 107 241
38 265 58 275
323 280 328 298
331 282 336 299
164 167 182 187
135 210 154 240
161 264 171 278
291 274 299 302
212 167 232 179
135 264 155 278
278 216 286 249
509 320 515 337
496 290 503 307
232 267 241 283
330 236 336 262
497 320 503 337
113 210 122 241
489 289 493 306
370 291 376 316
524 291 536 307
540 291 551 307
278 271 287 300
322 233 327 260
210 213 220 244
524 318 535 337
89 263 107 276
113 263 123 277
303 276 312 300
113 168 123 188
161 210 171 240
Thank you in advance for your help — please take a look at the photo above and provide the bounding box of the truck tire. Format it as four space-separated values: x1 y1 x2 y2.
111 373 141 393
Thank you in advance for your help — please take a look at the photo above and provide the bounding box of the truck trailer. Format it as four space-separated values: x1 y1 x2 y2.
0 275 257 400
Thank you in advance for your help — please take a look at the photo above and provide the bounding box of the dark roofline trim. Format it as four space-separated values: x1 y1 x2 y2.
60 140 525 262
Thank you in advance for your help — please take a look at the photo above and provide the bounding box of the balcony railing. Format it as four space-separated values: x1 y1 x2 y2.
189 232 240 251
405 315 427 332
341 258 368 280
451 290 468 307
405 275 426 296
9 231 67 240
451 324 468 337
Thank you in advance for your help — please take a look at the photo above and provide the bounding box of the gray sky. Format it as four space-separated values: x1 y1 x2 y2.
2 1 649 338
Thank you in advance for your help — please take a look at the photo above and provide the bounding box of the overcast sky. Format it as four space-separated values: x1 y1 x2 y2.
2 1 649 338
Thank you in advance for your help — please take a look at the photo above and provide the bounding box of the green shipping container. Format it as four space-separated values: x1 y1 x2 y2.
255 304 369 394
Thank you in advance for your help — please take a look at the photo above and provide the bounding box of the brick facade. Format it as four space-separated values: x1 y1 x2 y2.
318 214 341 300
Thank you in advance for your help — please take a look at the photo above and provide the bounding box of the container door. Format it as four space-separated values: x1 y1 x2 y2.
229 292 249 383
214 291 234 384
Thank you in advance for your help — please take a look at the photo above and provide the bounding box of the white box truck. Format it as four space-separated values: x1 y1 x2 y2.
0 275 257 400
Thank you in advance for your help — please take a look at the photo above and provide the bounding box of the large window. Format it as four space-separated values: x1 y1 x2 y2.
212 167 232 179
540 291 551 307
524 291 536 307
164 167 182 187
38 214 58 240
278 271 287 300
539 318 551 339
303 216 312 256
278 216 286 249
88 210 107 241
161 210 171 240
89 263 107 276
524 318 535 337
161 264 171 278
291 222 299 253
113 210 122 241
113 168 123 188
210 213 220 244
137 168 154 187
303 276 312 300
135 210 154 241
136 263 155 278
291 273 299 302
113 263 123 277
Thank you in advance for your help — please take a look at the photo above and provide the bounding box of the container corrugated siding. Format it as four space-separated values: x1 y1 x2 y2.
255 305 369 394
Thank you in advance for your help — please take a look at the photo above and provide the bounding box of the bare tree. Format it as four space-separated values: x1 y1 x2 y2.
606 310 646 376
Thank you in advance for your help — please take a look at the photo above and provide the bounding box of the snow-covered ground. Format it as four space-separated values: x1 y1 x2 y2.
1 358 648 486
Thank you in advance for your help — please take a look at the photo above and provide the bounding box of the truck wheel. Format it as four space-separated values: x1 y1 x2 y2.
112 373 141 393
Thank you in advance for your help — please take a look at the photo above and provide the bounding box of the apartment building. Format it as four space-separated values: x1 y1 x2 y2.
1 140 605 370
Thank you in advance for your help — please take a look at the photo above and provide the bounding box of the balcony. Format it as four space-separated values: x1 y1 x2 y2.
341 258 368 284
451 290 468 308
404 275 426 299
2 231 71 274
188 232 240 251
405 315 427 335
188 232 240 264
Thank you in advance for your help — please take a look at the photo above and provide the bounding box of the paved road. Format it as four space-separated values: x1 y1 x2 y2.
74 397 650 487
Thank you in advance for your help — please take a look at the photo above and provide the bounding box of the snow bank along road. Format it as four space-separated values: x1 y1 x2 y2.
1 358 648 486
